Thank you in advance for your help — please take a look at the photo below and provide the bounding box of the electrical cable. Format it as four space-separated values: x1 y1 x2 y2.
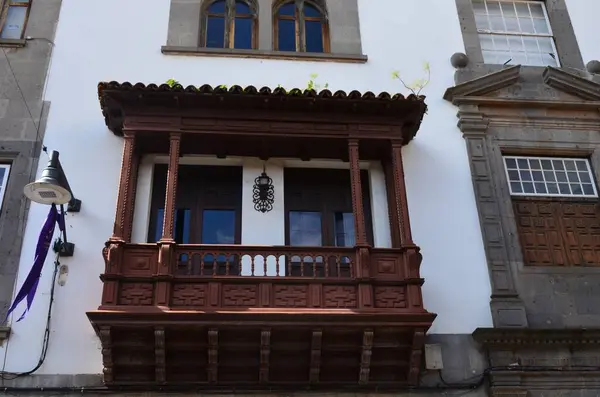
0 243 61 381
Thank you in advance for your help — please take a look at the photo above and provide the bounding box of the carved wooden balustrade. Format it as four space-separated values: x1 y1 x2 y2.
99 243 426 312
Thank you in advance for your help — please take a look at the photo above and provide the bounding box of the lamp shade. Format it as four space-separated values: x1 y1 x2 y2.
23 152 73 205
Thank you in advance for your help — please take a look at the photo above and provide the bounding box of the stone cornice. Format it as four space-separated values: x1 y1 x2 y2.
0 326 10 346
473 328 600 347
543 66 600 101
449 96 600 110
443 65 521 103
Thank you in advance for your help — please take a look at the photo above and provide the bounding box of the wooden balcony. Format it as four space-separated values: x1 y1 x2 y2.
87 243 435 388
91 81 434 389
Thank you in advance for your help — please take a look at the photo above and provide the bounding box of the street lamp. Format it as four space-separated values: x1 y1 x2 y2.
23 150 81 256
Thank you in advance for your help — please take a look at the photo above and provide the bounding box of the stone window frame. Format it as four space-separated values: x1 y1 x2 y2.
455 0 585 70
162 0 366 63
445 65 600 327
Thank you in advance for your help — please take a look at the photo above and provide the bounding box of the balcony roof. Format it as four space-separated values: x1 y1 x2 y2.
97 82 427 144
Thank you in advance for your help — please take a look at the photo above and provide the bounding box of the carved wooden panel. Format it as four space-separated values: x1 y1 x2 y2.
118 283 154 305
374 286 407 308
560 202 600 266
371 252 406 280
513 199 600 266
323 286 357 308
222 285 258 307
122 248 157 276
171 284 207 307
273 285 308 307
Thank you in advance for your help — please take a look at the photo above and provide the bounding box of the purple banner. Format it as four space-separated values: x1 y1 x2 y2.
4 204 59 323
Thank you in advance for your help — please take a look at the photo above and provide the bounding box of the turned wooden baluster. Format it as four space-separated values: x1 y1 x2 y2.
348 139 372 308
156 133 181 307
102 131 138 306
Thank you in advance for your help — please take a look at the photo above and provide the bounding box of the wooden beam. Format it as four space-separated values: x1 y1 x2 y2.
207 328 219 383
259 329 271 383
407 330 426 385
359 329 374 384
154 327 166 383
99 326 114 384
309 329 323 383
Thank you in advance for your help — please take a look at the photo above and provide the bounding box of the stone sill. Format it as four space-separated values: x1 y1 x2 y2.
161 46 368 64
0 38 26 48
0 326 10 345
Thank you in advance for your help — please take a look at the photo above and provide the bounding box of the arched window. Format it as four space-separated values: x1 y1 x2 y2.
274 0 329 53
203 0 257 50
0 0 32 40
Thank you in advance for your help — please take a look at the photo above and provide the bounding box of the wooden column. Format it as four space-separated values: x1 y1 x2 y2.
348 139 372 309
384 139 423 310
102 132 137 307
386 139 413 247
160 133 182 243
110 131 137 242
156 133 181 307
348 139 367 246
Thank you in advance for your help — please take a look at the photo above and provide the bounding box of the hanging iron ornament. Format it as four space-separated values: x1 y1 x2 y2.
253 165 274 213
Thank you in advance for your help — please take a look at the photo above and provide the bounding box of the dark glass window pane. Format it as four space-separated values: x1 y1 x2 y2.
202 210 235 244
0 167 5 184
305 20 323 52
278 19 296 51
504 158 517 169
236 1 251 13
234 17 253 49
206 16 225 48
582 184 595 195
304 3 321 17
576 160 588 171
529 159 541 169
334 212 355 247
278 2 295 16
208 0 226 13
289 211 322 246
152 209 191 243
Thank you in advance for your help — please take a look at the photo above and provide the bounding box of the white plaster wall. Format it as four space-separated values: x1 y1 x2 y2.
565 0 600 67
0 0 493 375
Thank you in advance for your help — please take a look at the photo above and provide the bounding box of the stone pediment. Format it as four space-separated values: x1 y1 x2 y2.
443 65 600 106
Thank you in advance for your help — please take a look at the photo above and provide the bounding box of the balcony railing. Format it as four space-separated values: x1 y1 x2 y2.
100 243 426 312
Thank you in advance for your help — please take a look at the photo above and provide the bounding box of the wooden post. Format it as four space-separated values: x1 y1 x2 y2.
160 133 182 243
386 139 414 247
110 131 137 242
156 133 181 307
348 139 367 246
103 131 137 307
348 139 372 309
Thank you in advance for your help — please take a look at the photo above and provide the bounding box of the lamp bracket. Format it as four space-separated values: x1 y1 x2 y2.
53 240 75 257
67 198 82 213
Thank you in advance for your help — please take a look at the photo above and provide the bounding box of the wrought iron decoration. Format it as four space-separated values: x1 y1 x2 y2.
253 166 274 213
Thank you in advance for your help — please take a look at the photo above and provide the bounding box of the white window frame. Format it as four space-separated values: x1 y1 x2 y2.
473 0 561 67
0 164 11 211
503 155 598 198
